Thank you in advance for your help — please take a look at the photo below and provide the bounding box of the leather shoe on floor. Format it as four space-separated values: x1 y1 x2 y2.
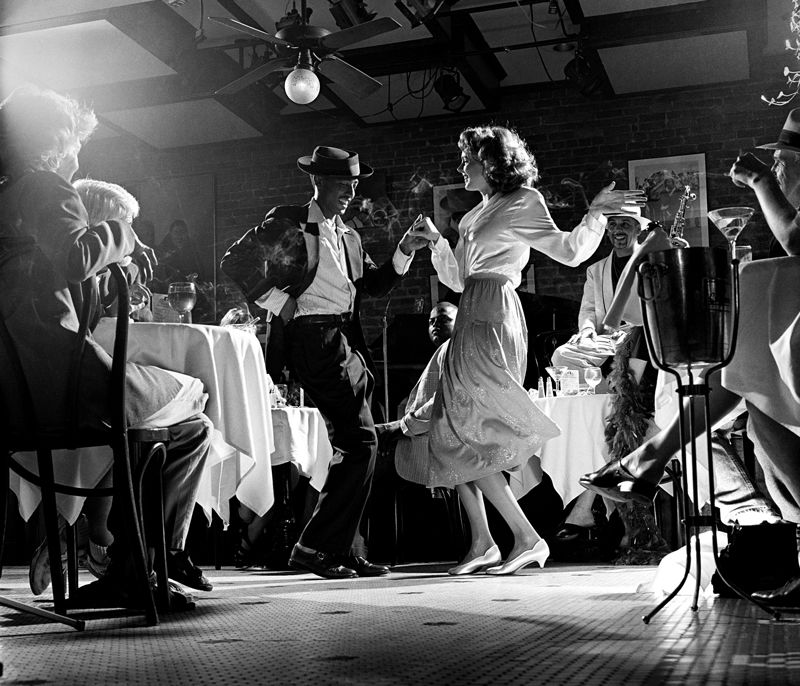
751 576 800 609
554 523 591 544
288 544 357 579
340 555 390 577
579 460 657 504
167 550 213 591
65 575 195 613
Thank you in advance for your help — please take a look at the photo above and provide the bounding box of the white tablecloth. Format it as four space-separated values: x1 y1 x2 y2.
104 322 276 524
11 321 276 527
527 394 616 508
270 407 333 491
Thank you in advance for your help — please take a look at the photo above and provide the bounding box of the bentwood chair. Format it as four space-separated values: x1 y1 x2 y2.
0 257 170 629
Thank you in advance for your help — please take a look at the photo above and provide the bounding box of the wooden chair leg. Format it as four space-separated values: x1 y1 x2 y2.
36 448 68 615
115 443 158 626
66 523 79 597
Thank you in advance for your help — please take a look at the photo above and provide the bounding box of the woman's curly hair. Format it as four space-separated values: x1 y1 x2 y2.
458 126 537 193
0 86 97 178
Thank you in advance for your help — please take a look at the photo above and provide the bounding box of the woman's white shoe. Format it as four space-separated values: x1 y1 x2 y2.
485 539 550 576
447 545 502 576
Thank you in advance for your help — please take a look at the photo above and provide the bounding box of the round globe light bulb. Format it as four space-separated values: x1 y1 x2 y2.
284 67 320 105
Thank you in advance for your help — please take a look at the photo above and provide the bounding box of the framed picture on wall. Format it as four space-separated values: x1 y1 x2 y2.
628 153 709 246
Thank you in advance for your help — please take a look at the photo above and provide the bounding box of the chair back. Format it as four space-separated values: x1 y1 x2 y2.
0 257 131 452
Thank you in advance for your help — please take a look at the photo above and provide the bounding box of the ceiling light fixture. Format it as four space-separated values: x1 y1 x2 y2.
547 0 559 14
433 72 470 113
284 49 320 104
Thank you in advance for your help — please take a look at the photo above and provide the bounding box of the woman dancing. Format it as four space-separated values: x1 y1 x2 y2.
416 125 644 575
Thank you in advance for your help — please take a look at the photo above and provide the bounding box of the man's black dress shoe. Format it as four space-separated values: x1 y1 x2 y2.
167 550 213 591
340 555 390 577
554 523 591 544
289 544 358 579
751 575 800 608
579 460 657 504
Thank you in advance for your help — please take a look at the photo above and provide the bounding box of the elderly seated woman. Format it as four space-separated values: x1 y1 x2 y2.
0 86 212 610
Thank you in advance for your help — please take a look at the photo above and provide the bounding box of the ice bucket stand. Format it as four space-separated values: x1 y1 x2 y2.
636 247 780 623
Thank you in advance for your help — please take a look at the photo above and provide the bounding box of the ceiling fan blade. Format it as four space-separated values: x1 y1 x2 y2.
317 55 383 97
215 58 294 95
320 17 402 52
207 16 290 47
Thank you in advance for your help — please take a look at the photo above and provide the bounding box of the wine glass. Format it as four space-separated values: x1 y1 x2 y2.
707 207 755 259
167 282 196 324
545 365 568 395
584 366 602 395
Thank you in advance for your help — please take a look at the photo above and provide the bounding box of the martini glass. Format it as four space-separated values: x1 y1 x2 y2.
545 365 568 395
707 207 755 259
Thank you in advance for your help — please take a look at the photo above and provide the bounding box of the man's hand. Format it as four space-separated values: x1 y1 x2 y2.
131 233 157 283
575 327 597 348
588 182 647 218
730 152 771 189
375 420 403 442
399 216 441 255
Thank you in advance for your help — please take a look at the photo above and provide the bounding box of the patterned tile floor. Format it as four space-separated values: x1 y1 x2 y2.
1 562 799 685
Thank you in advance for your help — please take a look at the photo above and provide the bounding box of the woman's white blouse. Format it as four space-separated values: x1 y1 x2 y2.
431 185 606 292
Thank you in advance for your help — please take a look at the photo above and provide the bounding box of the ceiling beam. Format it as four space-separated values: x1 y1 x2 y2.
583 0 765 49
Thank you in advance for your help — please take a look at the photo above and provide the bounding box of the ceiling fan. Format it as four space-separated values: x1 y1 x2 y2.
209 1 401 102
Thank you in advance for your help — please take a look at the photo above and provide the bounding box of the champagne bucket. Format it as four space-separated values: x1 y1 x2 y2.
637 247 734 367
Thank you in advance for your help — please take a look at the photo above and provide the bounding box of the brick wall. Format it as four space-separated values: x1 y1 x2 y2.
81 71 788 342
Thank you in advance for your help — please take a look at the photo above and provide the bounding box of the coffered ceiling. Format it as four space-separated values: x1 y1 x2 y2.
0 0 788 148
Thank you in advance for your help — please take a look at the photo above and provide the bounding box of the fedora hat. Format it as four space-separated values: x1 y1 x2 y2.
757 108 800 153
604 205 650 229
297 146 373 179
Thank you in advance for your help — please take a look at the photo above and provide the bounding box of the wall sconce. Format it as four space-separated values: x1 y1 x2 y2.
433 72 470 113
284 49 320 104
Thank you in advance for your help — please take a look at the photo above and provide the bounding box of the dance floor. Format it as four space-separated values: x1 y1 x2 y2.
1 562 799 685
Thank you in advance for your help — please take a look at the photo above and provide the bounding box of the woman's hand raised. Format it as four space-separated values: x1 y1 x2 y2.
588 182 647 219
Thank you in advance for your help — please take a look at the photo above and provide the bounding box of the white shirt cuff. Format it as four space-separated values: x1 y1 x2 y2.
393 246 413 275
585 212 607 235
256 288 289 317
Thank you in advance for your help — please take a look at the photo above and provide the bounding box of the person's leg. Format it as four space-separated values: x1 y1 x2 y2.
474 472 539 555
563 490 597 528
582 376 743 501
159 415 214 591
447 482 500 574
290 324 377 556
711 427 781 527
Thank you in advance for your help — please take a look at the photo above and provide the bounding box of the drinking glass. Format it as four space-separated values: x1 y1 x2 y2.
167 282 196 324
584 366 602 395
707 207 755 258
545 365 568 395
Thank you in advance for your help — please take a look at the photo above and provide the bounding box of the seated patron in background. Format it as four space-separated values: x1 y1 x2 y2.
550 208 650 386
581 109 800 606
0 87 213 610
221 145 437 579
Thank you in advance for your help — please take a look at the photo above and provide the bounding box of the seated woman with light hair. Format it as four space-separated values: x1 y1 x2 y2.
1 85 213 609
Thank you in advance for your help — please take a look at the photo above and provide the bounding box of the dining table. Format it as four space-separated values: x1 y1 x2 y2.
269 406 333 491
10 320 276 528
519 393 618 508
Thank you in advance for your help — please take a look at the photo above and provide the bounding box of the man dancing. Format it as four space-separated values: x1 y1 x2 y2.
221 146 435 578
